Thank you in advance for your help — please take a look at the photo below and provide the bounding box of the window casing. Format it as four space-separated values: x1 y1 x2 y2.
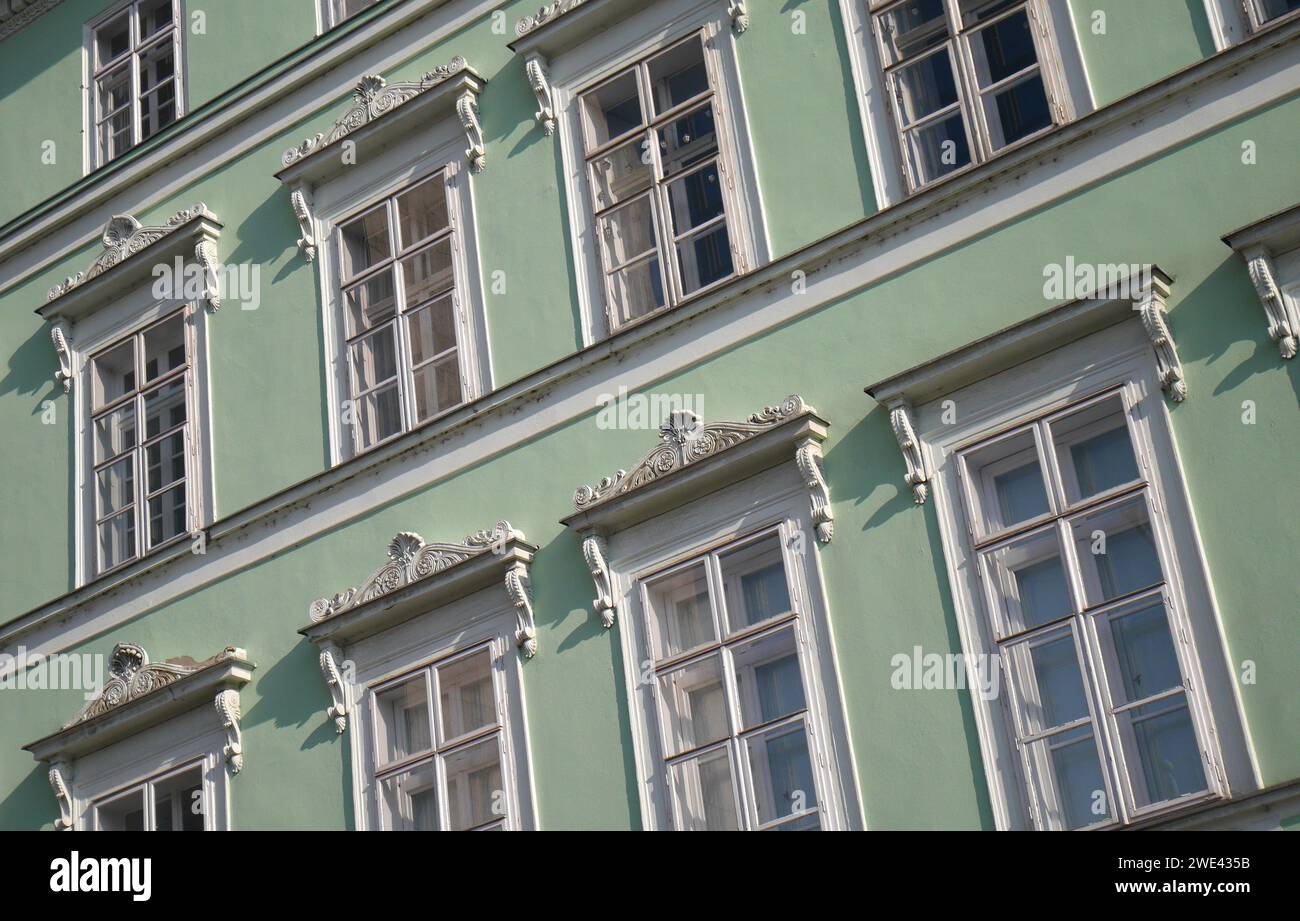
320 0 382 30
869 0 1064 191
1247 0 1300 29
576 30 744 329
88 0 183 168
370 642 513 831
332 168 472 454
93 761 208 831
87 306 196 576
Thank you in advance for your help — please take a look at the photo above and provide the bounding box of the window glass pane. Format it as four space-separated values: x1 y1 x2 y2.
598 195 658 269
142 377 187 439
97 456 135 519
1050 395 1140 504
143 314 186 382
1258 0 1300 22
356 384 403 449
656 102 718 176
375 674 432 766
344 271 397 336
647 36 709 115
146 430 186 494
93 340 136 410
153 766 204 831
963 426 1050 535
94 404 137 463
400 238 455 309
96 787 146 831
674 223 734 295
395 175 449 248
340 206 391 279
878 0 951 65
140 80 177 140
968 8 1038 86
437 649 495 742
95 12 131 66
379 762 438 830
1070 496 1162 607
1010 630 1089 734
719 534 791 632
147 483 186 546
349 325 399 392
100 107 134 161
657 655 728 755
664 162 725 238
646 563 714 660
97 66 133 118
745 721 817 826
904 110 972 184
1097 600 1183 705
444 738 504 830
1024 724 1111 829
669 746 739 830
1117 697 1206 807
138 40 175 95
980 527 1072 634
894 46 961 125
608 255 665 324
733 627 805 729
98 509 136 571
588 136 653 211
139 0 175 38
580 71 643 150
982 72 1051 149
407 295 457 365
410 356 462 423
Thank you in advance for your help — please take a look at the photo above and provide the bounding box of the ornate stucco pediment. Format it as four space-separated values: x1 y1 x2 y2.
67 642 207 728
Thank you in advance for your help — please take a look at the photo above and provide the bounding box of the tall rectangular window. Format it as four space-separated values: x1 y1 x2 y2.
954 387 1214 828
871 0 1059 190
89 309 193 574
371 644 513 831
336 170 466 452
89 0 182 167
578 31 740 329
637 529 826 831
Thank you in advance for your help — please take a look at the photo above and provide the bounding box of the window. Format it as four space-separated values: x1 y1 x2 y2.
88 308 194 575
321 0 381 30
870 0 1061 190
954 387 1217 828
94 763 207 831
574 29 750 331
371 644 513 831
1249 0 1300 27
334 169 469 453
88 0 183 167
636 529 828 830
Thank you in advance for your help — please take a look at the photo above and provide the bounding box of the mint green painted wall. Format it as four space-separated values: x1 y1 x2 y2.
1070 0 1217 107
2 92 1298 828
181 0 318 111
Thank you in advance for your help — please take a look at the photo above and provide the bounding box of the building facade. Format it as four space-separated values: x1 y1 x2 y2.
0 0 1297 831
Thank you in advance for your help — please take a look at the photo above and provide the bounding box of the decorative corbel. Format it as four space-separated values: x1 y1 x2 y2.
728 2 750 33
795 436 833 543
49 763 73 831
888 399 929 504
51 322 73 393
525 56 555 136
1136 279 1187 402
214 689 243 773
1243 244 1298 359
290 184 318 263
320 643 349 734
194 238 221 311
457 91 486 173
582 533 616 628
504 561 538 658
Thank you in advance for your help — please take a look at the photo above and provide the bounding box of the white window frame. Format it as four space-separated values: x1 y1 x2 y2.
84 0 186 172
64 705 233 832
919 322 1257 829
840 0 1091 206
316 0 382 33
344 595 536 831
607 467 861 830
72 290 216 585
1206 0 1300 49
314 125 492 464
550 0 770 344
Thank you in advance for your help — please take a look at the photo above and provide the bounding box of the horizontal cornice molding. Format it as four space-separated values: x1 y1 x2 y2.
4 26 1300 660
